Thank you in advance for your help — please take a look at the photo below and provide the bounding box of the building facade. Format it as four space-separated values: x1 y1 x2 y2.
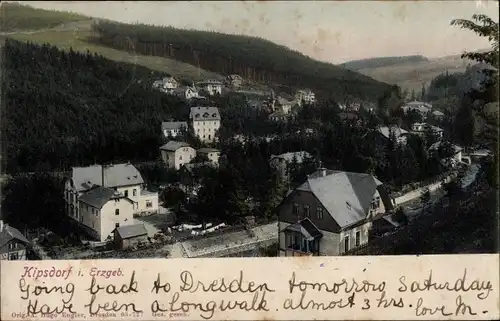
64 163 159 240
160 141 197 170
278 169 392 257
197 148 221 165
0 221 29 260
197 79 223 96
162 121 188 139
189 106 221 143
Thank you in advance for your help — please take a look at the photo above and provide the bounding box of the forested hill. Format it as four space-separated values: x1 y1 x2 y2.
2 39 187 174
89 20 392 101
341 55 429 71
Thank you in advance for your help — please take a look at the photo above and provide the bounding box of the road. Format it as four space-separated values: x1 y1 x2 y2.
400 163 479 219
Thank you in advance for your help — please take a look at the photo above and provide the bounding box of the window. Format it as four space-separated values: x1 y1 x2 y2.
124 190 128 197
9 243 16 251
146 200 152 208
133 189 137 197
179 155 183 160
355 231 361 247
115 209 120 215
92 222 95 228
344 235 350 252
304 205 310 218
346 202 351 210
292 203 299 217
208 135 211 139
115 223 120 228
370 197 381 210
316 206 324 219
9 253 19 260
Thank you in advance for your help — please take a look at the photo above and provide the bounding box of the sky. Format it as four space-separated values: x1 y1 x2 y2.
14 1 500 64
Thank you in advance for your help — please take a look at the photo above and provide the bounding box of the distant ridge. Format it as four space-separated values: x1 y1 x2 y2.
340 55 429 71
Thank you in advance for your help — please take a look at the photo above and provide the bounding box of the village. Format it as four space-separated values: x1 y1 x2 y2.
0 2 497 261
1 71 493 261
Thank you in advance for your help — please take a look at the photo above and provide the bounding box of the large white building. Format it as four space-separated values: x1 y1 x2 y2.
64 163 159 241
189 106 221 143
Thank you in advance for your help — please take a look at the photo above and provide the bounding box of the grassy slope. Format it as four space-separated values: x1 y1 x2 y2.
341 55 429 71
2 4 222 81
354 54 474 92
0 2 89 31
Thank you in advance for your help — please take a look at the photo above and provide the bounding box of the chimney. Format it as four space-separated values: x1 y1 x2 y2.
317 161 327 177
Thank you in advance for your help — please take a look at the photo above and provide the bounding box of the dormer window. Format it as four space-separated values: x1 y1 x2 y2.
203 112 209 118
346 202 351 210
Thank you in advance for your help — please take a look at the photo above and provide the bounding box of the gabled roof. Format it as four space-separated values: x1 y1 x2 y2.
115 224 148 239
283 218 323 241
270 151 311 163
160 141 192 152
190 107 221 121
70 164 144 192
162 121 188 131
79 186 120 209
0 224 29 248
377 126 408 139
297 170 384 228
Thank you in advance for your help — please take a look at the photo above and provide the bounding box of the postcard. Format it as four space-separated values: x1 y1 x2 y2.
0 0 498 320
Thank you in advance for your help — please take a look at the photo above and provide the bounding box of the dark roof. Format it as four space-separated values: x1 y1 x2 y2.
283 218 322 240
79 186 118 209
0 224 29 248
71 164 144 192
115 224 148 239
160 141 191 151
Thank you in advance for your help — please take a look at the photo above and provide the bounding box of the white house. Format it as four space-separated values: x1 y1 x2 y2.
431 110 445 120
172 86 199 100
160 141 196 170
189 106 221 143
295 89 316 105
225 74 244 88
78 186 136 241
162 121 188 139
277 169 392 256
152 76 179 92
64 163 159 240
411 123 444 139
197 148 221 165
402 101 432 116
197 79 223 96
0 221 30 260
377 126 409 145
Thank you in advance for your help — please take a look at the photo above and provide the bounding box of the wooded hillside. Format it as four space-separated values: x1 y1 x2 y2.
89 20 392 101
2 39 185 174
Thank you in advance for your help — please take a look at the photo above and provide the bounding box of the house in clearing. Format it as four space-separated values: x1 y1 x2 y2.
278 168 392 256
160 141 196 170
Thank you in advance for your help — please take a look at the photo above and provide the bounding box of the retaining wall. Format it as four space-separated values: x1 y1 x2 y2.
392 173 455 206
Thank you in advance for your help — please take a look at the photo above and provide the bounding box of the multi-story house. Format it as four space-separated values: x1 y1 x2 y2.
162 121 188 139
376 126 409 146
197 148 221 165
189 106 221 143
411 123 444 140
278 168 392 257
160 141 197 170
0 221 30 260
153 76 179 93
197 79 223 96
295 89 316 105
78 186 136 241
64 163 159 240
269 151 312 183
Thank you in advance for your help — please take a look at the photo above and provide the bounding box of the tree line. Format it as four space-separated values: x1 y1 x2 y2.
88 20 392 102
